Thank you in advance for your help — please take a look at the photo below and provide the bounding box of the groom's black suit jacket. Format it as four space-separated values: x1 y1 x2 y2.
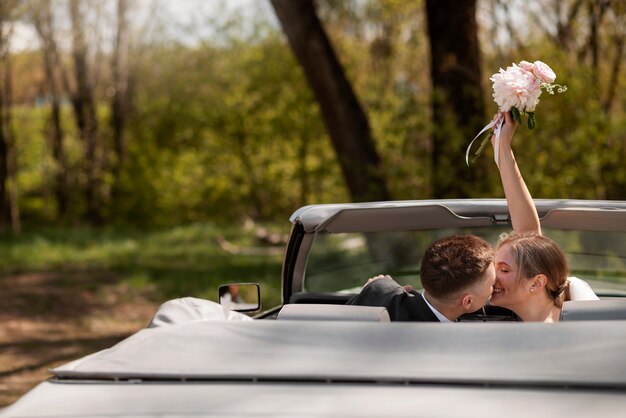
346 276 440 322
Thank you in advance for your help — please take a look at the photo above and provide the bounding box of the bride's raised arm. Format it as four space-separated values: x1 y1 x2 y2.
493 111 542 235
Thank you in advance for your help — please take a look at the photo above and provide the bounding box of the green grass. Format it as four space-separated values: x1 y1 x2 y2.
0 223 285 309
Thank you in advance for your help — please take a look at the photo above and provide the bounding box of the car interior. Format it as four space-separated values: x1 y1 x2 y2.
273 299 626 322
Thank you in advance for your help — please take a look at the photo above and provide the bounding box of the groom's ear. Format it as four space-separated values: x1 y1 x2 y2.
461 294 473 310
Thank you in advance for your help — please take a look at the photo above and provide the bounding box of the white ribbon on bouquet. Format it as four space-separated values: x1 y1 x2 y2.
465 113 505 168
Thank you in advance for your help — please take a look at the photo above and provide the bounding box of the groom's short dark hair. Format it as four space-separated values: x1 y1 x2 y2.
420 235 494 299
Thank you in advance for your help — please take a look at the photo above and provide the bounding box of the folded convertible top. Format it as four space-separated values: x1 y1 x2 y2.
53 319 626 389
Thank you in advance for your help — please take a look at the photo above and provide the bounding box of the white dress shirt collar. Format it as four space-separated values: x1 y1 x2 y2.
422 293 452 323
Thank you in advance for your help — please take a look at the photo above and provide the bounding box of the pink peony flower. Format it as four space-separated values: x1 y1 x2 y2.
466 60 566 166
490 64 543 112
519 60 534 72
532 61 556 83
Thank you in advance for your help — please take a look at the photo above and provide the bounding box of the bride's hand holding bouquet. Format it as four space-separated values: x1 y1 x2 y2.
490 111 516 162
466 60 567 167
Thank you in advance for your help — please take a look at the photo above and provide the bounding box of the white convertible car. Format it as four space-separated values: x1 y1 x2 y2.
3 199 626 417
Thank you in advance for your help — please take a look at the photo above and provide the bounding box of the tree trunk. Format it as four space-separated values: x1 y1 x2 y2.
70 0 101 224
603 34 624 113
298 130 309 208
32 0 68 218
555 0 584 51
426 0 487 198
0 26 21 232
0 14 20 233
111 0 129 190
0 57 8 231
588 1 600 85
270 0 390 202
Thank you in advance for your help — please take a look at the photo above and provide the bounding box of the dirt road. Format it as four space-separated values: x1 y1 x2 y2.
0 272 159 407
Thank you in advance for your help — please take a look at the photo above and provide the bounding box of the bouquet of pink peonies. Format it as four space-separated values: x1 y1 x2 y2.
466 60 567 166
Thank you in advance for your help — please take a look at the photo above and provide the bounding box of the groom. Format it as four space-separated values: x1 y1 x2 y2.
346 235 496 322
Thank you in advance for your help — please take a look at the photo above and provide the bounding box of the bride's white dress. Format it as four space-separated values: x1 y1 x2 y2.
567 276 599 301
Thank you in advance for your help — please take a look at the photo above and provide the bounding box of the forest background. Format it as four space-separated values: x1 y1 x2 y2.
1 0 625 406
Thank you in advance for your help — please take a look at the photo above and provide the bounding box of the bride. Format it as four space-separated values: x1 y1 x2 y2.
489 111 597 322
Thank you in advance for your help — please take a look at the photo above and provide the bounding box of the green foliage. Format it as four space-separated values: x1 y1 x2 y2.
8 0 626 230
527 112 536 130
322 0 433 199
117 25 345 225
485 45 624 200
4 0 626 324
12 106 52 222
511 107 522 124
0 223 284 308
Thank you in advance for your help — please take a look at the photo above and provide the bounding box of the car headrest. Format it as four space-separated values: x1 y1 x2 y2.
277 304 390 322
561 300 626 321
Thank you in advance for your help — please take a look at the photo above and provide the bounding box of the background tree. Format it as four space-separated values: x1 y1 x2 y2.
69 0 101 224
426 0 488 198
110 0 130 202
3 0 626 229
0 0 20 233
504 0 626 200
270 0 390 202
31 0 68 218
312 1 431 200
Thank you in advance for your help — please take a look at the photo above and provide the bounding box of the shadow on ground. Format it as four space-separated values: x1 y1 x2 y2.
0 271 160 407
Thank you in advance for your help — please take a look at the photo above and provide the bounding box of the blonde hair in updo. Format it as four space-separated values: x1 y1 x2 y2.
497 232 570 307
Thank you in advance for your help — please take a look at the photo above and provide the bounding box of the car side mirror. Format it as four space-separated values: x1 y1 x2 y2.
218 283 261 312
